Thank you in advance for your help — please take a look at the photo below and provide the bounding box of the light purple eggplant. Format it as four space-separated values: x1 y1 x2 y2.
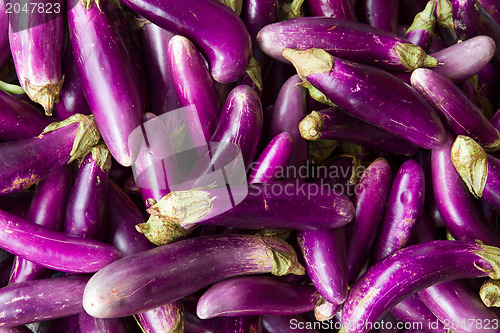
373 159 425 262
0 275 89 327
268 74 308 169
197 276 319 319
0 114 100 196
8 0 64 115
283 48 446 150
346 158 392 282
404 0 436 51
241 0 279 46
9 165 72 284
134 303 185 333
262 315 319 333
257 17 438 71
64 145 110 241
83 234 304 318
213 316 262 333
67 0 144 167
140 22 179 115
119 0 251 84
78 312 128 333
168 35 220 142
248 132 293 184
431 133 500 246
355 0 399 33
340 240 500 333
430 35 496 83
411 68 500 150
297 228 347 304
136 182 355 245
306 0 356 20
299 108 418 156
0 91 51 141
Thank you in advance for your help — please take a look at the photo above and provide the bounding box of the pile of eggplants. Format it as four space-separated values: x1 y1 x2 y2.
3 0 500 332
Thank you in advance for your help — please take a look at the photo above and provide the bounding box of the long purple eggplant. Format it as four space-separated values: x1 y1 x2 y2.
306 0 356 20
213 316 262 333
257 17 438 71
83 234 304 318
346 158 392 282
389 294 446 333
67 0 144 167
283 48 446 150
0 114 100 196
241 0 279 46
373 160 425 262
248 132 293 184
297 228 347 304
340 240 500 333
411 68 500 150
355 0 399 33
168 35 220 142
405 0 436 51
9 165 72 284
431 133 500 246
119 0 251 84
197 276 319 318
299 108 418 156
136 182 355 245
0 91 51 141
8 0 64 115
0 275 89 327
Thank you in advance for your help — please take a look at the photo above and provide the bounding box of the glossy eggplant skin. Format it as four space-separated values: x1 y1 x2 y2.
197 276 319 319
341 240 500 333
83 234 304 318
119 0 252 84
481 154 500 212
257 17 438 71
411 68 500 150
0 276 89 327
284 49 446 150
355 0 399 33
67 0 144 167
241 0 279 45
389 294 446 333
431 134 500 246
373 160 425 262
307 0 356 20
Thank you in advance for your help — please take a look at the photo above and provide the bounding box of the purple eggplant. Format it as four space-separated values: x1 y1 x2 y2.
306 0 356 20
346 158 392 282
118 0 251 84
283 48 446 150
355 0 399 33
478 0 500 25
136 182 355 245
8 0 64 115
83 234 304 318
257 17 438 71
248 132 293 184
0 114 100 196
0 275 89 327
314 299 341 321
134 303 184 333
0 326 32 333
432 133 500 246
263 315 319 333
9 165 72 284
405 0 436 51
213 316 262 333
168 35 220 142
0 0 9 71
299 108 418 156
197 276 319 319
268 74 308 169
241 0 279 46
389 294 446 333
373 159 425 262
341 240 500 333
297 228 347 304
411 68 500 150
67 0 144 167
78 312 128 333
0 91 51 141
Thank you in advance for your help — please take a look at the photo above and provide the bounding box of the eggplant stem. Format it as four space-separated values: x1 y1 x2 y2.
0 80 25 95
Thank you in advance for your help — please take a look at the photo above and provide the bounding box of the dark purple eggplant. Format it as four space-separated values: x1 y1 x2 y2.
8 0 64 115
257 17 438 71
0 0 9 71
373 159 425 262
341 240 500 333
355 0 399 33
136 182 355 245
297 228 347 304
283 48 446 150
83 234 304 318
242 0 279 46
67 0 144 167
78 312 128 333
299 108 418 156
197 276 319 319
213 316 262 333
0 326 32 333
306 0 356 20
404 0 436 51
168 35 220 142
478 0 500 25
263 315 319 333
0 276 89 327
248 132 293 184
0 114 100 196
118 0 251 84
9 165 72 284
389 294 446 333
